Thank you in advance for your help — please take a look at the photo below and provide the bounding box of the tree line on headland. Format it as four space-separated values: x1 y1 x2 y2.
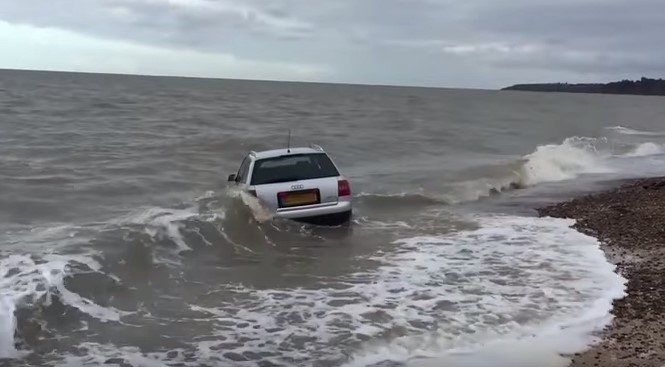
502 77 665 96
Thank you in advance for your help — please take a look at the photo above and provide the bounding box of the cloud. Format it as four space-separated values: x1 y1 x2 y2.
388 38 665 76
0 0 663 88
0 21 330 81
465 0 665 75
112 0 313 38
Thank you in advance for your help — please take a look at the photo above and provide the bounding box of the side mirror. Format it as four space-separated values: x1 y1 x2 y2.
227 174 237 182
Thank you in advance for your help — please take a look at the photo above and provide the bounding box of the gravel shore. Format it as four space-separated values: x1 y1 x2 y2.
538 177 665 367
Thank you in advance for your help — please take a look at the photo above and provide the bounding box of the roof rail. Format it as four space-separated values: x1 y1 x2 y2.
309 144 324 151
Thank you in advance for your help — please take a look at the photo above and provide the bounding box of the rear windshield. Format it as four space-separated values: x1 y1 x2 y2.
250 153 340 185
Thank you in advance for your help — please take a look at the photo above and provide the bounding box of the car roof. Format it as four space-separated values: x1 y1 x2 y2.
251 146 325 160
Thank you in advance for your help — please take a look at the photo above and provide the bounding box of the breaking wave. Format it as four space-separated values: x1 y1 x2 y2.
113 206 226 254
37 215 626 367
227 188 275 223
0 132 656 365
621 142 664 157
341 215 626 367
355 192 446 207
358 136 616 206
0 253 130 358
607 126 665 136
517 137 613 186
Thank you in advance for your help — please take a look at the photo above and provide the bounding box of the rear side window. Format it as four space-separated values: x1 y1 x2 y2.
236 156 252 183
250 153 340 185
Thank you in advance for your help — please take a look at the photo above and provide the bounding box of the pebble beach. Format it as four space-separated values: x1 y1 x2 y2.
539 177 665 367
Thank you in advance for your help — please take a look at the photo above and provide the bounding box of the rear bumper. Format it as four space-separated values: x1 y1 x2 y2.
292 210 352 226
275 200 352 225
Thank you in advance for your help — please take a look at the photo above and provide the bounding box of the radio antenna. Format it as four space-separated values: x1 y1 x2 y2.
287 129 291 153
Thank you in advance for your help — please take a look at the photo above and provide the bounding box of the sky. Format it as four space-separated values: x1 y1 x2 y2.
1 0 664 89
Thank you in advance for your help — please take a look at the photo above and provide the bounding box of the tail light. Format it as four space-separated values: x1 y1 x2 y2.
338 179 351 197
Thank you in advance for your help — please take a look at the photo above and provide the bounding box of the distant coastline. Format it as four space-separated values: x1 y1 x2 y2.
503 77 665 96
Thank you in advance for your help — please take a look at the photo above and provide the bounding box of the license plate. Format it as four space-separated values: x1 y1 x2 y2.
280 191 319 207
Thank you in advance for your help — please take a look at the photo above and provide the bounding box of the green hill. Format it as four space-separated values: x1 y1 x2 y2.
503 77 665 96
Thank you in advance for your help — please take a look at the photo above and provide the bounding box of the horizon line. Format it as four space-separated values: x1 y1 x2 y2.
0 67 495 91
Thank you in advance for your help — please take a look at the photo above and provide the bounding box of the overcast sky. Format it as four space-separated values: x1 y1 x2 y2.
1 0 663 89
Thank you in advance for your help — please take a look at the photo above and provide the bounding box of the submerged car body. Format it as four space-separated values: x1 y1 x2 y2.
227 145 352 225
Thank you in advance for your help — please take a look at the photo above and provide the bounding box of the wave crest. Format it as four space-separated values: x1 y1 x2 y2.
518 137 613 186
622 142 664 157
607 126 665 136
359 137 616 207
0 254 129 358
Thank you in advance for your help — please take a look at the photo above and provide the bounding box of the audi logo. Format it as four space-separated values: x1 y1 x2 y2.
291 184 304 190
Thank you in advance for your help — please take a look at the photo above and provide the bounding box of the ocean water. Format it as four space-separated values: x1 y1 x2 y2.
1 69 665 367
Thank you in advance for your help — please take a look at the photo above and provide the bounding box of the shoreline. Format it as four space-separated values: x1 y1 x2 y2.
537 177 665 367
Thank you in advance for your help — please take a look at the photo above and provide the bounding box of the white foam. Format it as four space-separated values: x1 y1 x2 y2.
18 215 624 366
174 215 626 366
0 254 129 358
226 187 274 223
119 207 201 253
195 190 217 201
0 298 19 359
55 343 173 367
425 134 664 203
443 176 521 203
607 125 665 136
358 136 627 205
342 215 626 367
1 224 90 254
622 142 664 157
354 217 414 229
356 192 426 199
519 137 614 186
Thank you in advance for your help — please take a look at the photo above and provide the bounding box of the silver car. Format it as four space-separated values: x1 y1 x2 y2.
227 144 352 225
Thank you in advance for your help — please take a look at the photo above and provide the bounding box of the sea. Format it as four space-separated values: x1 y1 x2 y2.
1 69 665 367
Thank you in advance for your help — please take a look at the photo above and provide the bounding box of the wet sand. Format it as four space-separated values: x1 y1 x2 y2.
538 177 665 367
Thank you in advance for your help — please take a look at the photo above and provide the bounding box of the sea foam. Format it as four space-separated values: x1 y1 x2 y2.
13 215 626 366
164 215 627 366
0 253 129 358
342 215 626 367
518 137 614 186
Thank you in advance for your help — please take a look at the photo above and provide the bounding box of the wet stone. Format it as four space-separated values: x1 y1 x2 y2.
538 176 665 367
